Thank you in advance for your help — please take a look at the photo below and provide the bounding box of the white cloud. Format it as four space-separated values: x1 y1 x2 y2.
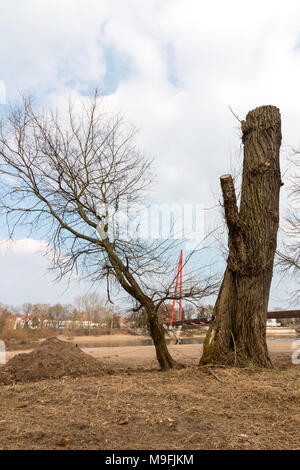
97 0 300 206
1 0 300 305
0 0 111 97
0 238 48 254
0 238 84 305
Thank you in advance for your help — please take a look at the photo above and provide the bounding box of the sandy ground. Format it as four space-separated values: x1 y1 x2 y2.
60 334 147 344
80 341 297 369
5 335 297 369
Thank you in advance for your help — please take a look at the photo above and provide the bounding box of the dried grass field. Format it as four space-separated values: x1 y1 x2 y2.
0 337 299 450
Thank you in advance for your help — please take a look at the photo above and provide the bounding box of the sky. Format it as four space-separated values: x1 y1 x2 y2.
0 0 300 309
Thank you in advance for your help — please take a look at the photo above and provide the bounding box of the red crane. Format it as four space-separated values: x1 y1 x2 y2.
170 250 183 327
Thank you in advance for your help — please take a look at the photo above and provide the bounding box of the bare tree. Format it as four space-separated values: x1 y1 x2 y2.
0 304 10 336
276 150 300 301
75 293 109 332
22 303 33 315
48 303 65 328
200 105 282 367
0 92 217 370
31 303 50 329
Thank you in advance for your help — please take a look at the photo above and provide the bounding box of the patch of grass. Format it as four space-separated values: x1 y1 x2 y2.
0 328 56 350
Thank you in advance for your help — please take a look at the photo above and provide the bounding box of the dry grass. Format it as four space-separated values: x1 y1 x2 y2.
1 328 55 351
0 364 299 450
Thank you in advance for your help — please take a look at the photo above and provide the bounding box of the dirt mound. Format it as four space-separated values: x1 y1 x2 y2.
0 337 111 383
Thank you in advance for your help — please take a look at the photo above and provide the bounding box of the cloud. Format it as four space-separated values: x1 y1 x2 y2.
0 238 83 305
96 0 300 207
1 0 300 305
0 238 48 254
0 0 111 99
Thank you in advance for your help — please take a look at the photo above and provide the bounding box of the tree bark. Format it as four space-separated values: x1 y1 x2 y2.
200 105 282 367
145 302 180 371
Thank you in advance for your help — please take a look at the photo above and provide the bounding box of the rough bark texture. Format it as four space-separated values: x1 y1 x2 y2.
200 105 282 367
146 303 180 371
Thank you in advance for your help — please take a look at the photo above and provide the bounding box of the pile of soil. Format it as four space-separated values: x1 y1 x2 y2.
0 337 111 384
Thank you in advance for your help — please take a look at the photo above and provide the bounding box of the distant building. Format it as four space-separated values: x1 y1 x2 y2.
6 314 104 330
266 318 280 327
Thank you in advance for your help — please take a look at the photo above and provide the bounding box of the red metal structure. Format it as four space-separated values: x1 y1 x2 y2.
170 250 183 326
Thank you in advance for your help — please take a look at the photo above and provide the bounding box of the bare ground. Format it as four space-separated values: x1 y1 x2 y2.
0 365 299 450
5 334 296 368
0 338 299 450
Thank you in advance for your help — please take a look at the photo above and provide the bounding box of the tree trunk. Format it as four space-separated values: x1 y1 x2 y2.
200 105 282 367
104 243 180 371
145 302 182 371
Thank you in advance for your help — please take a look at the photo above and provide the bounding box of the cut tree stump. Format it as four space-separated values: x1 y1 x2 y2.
200 105 282 367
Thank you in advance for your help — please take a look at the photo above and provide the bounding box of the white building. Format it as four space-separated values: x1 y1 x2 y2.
266 318 280 327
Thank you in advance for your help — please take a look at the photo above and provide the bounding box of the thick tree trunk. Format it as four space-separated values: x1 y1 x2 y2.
200 105 282 367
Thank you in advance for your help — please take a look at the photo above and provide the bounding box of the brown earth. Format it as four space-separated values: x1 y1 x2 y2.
0 365 299 450
0 337 111 384
80 340 297 369
0 337 299 450
5 334 297 368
